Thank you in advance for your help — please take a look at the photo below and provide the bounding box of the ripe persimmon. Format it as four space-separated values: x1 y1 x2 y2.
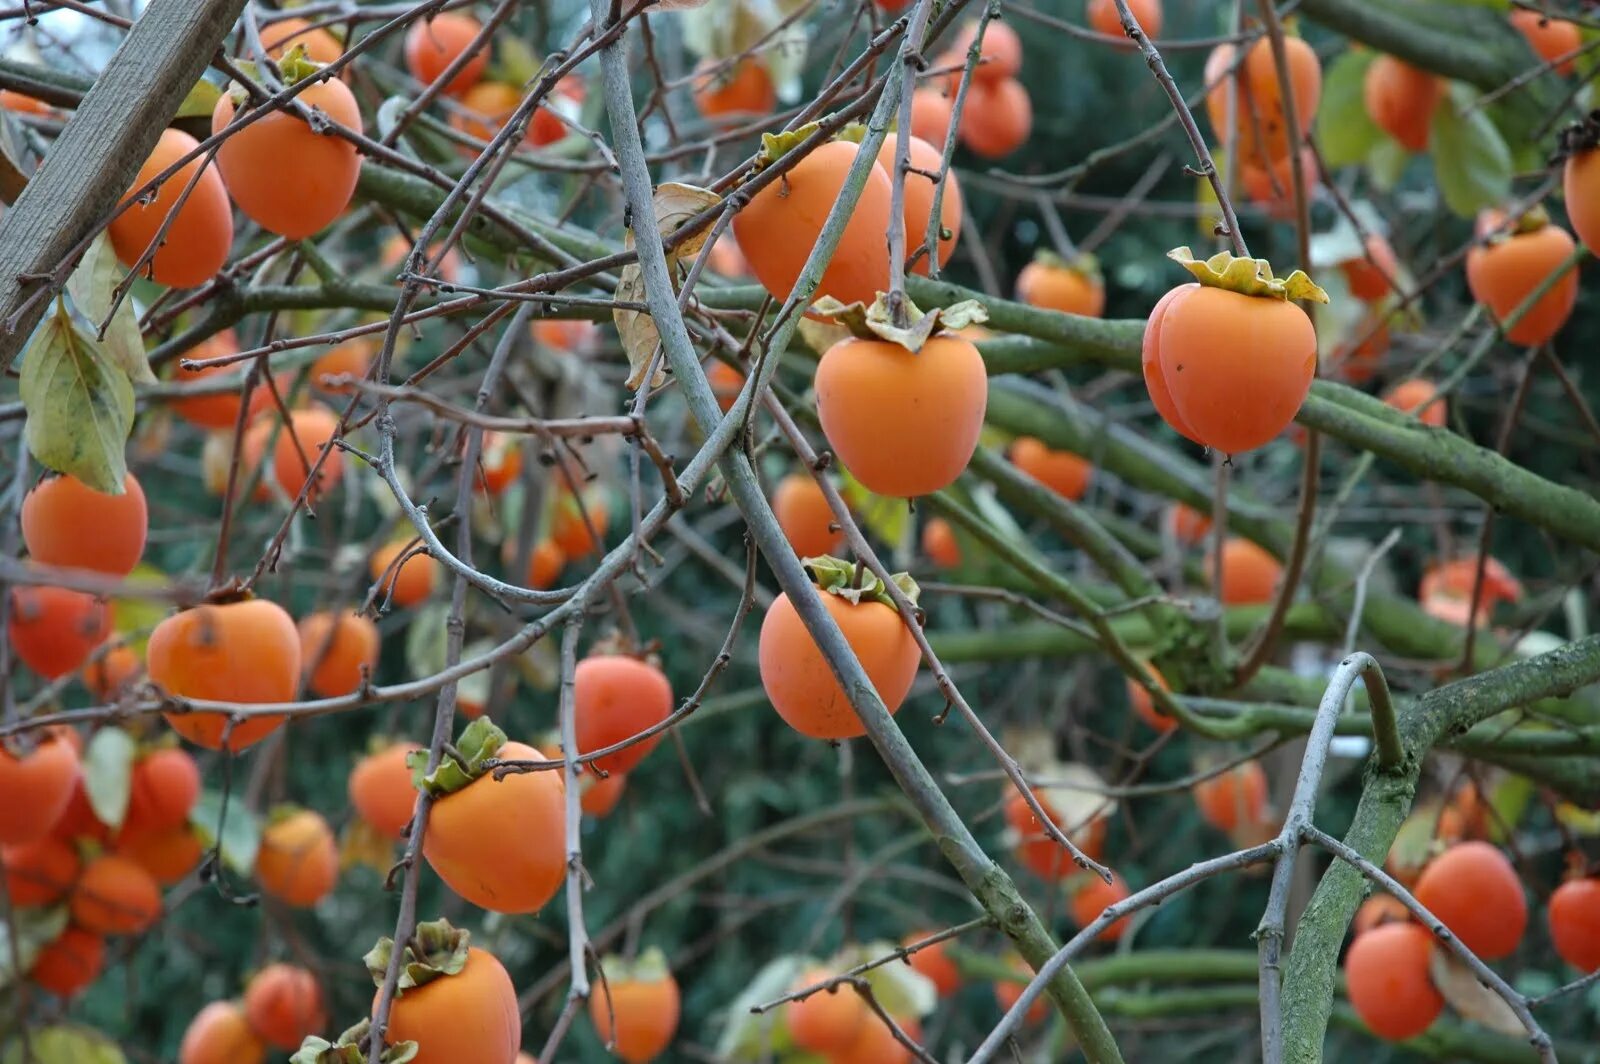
29 926 104 998
22 472 146 577
108 128 232 289
1511 10 1580 75
1363 56 1442 153
834 1014 921 1064
958 77 1031 158
531 316 599 354
1163 501 1212 545
733 139 893 309
85 643 143 701
310 338 374 393
707 359 745 412
1087 0 1161 40
370 541 439 607
244 962 326 1051
1413 840 1526 959
1005 786 1106 878
1239 146 1317 221
71 853 161 934
693 58 776 118
255 808 338 908
1193 760 1268 832
993 953 1049 1024
1126 664 1173 732
953 20 1022 83
1382 378 1446 429
758 563 920 740
404 13 488 96
119 746 201 841
180 1001 265 1064
574 655 673 775
902 931 961 996
1343 922 1442 1041
372 921 520 1064
451 81 519 145
478 432 523 495
1204 37 1321 166
298 610 380 698
1208 537 1283 606
2 835 80 906
1549 877 1600 973
1341 233 1401 302
349 741 422 840
879 134 962 272
149 599 298 750
1010 436 1093 501
0 90 48 115
1353 894 1411 937
815 333 987 497
1070 871 1132 941
550 490 609 558
527 539 566 590
773 473 843 559
271 406 344 502
786 970 866 1052
171 331 273 430
922 517 961 568
529 76 585 147
1017 253 1104 317
587 949 681 1063
1465 208 1579 346
52 776 110 846
1562 131 1600 252
117 825 204 885
260 16 344 64
7 586 109 680
909 89 953 149
211 77 363 239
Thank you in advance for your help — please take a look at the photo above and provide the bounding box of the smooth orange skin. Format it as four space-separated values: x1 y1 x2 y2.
532 317 599 354
759 588 920 740
1564 148 1600 253
958 77 1031 158
380 234 464 284
1017 260 1104 317
8 587 109 680
149 599 298 751
1153 284 1316 454
573 657 673 775
0 90 48 115
733 140 893 309
256 809 338 908
527 540 566 590
404 13 488 96
1240 146 1317 221
261 16 343 64
954 20 1021 83
1127 664 1174 733
1363 56 1442 153
902 931 961 996
1331 317 1390 384
1511 10 1581 75
2 835 80 906
1010 436 1092 501
580 769 626 817
349 741 422 840
550 492 609 558
71 854 161 934
0 732 78 847
1344 922 1443 1041
786 970 866 1052
425 741 565 913
1087 0 1161 40
1550 878 1600 973
171 331 272 430
772 474 843 559
1383 378 1446 428
108 128 232 289
53 776 112 846
22 472 147 577
451 81 519 144
86 644 143 701
529 77 584 147
1163 501 1212 545
181 1001 266 1064
832 1013 921 1064
1413 841 1526 960
1419 558 1522 628
1353 894 1411 937
909 89 953 150
693 58 776 118
370 542 438 608
117 825 203 885
201 417 274 503
587 970 681 1063
478 431 523 495
1342 233 1400 302
310 339 374 393
271 406 344 502
119 747 201 841
29 926 104 998
1005 788 1106 880
1465 220 1579 346
298 611 380 698
879 135 962 271
993 954 1048 1024
815 334 987 498
1205 37 1321 166
922 517 961 569
245 963 326 1051
1194 760 1268 832
1141 284 1204 444
379 946 520 1064
1071 871 1132 941
1209 538 1283 606
212 78 363 239
707 360 745 411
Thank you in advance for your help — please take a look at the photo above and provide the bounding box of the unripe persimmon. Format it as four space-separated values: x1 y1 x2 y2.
1126 664 1173 733
211 78 363 239
0 730 79 845
786 970 866 1052
922 517 961 569
1070 871 1132 941
85 643 143 701
349 741 422 840
1363 56 1442 153
902 931 961 996
149 599 298 750
1344 922 1443 1041
993 953 1049 1024
1017 256 1104 317
1465 210 1579 346
244 962 325 1051
1087 0 1161 40
7 586 109 680
1193 760 1268 832
29 926 104 998
879 134 962 271
1549 877 1600 973
573 656 673 775
298 610 380 698
1010 436 1092 501
1208 537 1283 606
772 473 843 559
1341 233 1401 302
909 89 953 150
171 331 273 430
1413 840 1526 960
1511 10 1581 75
108 128 233 288
370 541 438 607
2 835 80 906
404 13 488 96
693 58 775 118
958 77 1031 158
374 931 520 1064
1383 378 1446 429
255 808 338 908
260 16 344 65
815 333 987 498
733 139 893 309
71 853 161 934
119 746 201 841
587 950 681 1063
527 539 566 590
180 1001 265 1064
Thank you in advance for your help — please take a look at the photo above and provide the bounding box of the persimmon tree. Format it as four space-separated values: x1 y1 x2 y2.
0 0 1598 1062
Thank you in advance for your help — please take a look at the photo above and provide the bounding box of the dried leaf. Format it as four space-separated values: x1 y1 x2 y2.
175 78 223 120
651 182 721 258
65 233 153 385
20 301 134 493
1430 947 1525 1035
796 316 851 355
613 264 666 390
0 1024 125 1064
83 727 137 830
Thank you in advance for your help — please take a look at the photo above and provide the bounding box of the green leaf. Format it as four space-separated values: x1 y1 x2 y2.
1 1024 124 1064
1431 82 1513 219
1315 50 1383 169
404 602 451 679
66 233 152 385
19 301 134 493
497 39 542 86
837 467 910 549
832 940 937 1019
189 788 262 875
0 906 68 992
1365 137 1409 192
714 953 808 1060
83 727 137 830
175 78 223 121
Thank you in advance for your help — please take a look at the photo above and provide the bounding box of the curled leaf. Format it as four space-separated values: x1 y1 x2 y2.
650 182 721 258
66 233 153 385
812 294 990 352
364 918 471 992
613 264 665 390
1429 947 1525 1036
751 122 821 171
1167 246 1329 304
292 1020 419 1064
20 300 134 494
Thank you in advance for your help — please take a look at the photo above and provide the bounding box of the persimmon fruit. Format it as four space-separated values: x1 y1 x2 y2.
1193 760 1268 832
1087 0 1161 40
349 741 422 840
1127 665 1174 733
1412 840 1526 960
922 517 961 569
707 360 745 412
255 808 339 908
117 825 204 885
1341 233 1401 302
171 331 272 430
587 951 681 1063
8 586 109 680
298 610 380 698
0 730 80 845
310 339 374 393
573 656 673 775
1017 255 1104 318
1163 501 1212 545
260 16 343 64
1562 136 1600 252
271 406 344 502
71 853 161 934
478 431 522 496
1511 10 1581 75
371 927 521 1064
2 835 80 906
85 644 143 701
370 541 438 608
772 473 843 559
244 962 325 1051
119 746 201 841
993 953 1048 1024
957 77 1032 159
1204 37 1321 167
180 1001 266 1064
1010 436 1092 501
902 931 961 996
1549 877 1600 973
909 89 953 149
693 58 775 118
1005 786 1106 878
1208 537 1283 606
1363 56 1442 153
550 490 609 558
403 13 488 96
1353 894 1411 937
1343 922 1443 1041
108 128 233 289
527 539 566 590
1465 209 1579 346
29 926 104 998
786 971 865 1052
1383 378 1446 429
149 599 298 750
953 20 1022 82
879 134 962 271
1070 871 1133 941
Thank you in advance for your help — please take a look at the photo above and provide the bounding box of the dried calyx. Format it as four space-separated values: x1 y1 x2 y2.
364 917 471 994
804 554 920 609
290 1020 418 1064
1168 246 1328 303
811 292 989 352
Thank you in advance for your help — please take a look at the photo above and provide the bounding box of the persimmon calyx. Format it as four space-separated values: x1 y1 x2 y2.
364 918 471 993
291 1020 419 1064
804 554 920 608
1556 109 1600 160
810 294 989 352
225 50 330 106
601 945 673 984
1032 248 1102 283
751 122 822 172
1167 246 1328 303
407 716 507 797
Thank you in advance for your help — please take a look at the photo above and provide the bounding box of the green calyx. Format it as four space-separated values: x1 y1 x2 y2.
1033 249 1102 284
1167 246 1328 303
601 945 673 985
805 555 920 609
752 122 822 172
810 293 989 352
225 48 329 107
363 918 471 995
291 1021 418 1064
406 716 507 798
